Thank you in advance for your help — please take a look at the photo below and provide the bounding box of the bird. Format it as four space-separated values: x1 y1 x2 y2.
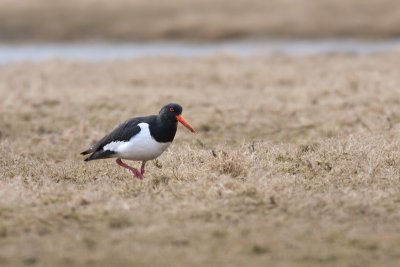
81 103 195 179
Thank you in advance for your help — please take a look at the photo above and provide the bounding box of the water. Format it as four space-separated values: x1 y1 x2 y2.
0 39 399 63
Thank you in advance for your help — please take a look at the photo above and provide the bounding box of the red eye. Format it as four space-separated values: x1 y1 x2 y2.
169 107 175 112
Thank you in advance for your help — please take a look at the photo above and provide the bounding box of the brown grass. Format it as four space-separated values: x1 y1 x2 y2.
1 0 400 42
1 52 400 266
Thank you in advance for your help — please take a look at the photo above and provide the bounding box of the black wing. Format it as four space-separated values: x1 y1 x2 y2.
81 117 149 161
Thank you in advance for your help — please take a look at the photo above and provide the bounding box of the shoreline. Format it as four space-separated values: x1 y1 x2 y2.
0 39 400 64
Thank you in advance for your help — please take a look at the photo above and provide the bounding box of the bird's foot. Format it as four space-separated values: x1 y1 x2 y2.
140 161 146 176
116 158 144 180
129 167 144 180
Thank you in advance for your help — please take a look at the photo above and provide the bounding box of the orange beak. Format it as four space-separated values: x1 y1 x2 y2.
176 115 195 133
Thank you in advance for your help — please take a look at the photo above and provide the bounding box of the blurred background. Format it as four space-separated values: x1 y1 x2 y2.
2 2 400 266
1 0 400 61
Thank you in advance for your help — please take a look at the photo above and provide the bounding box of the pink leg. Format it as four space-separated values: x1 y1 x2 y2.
140 161 147 175
116 158 143 180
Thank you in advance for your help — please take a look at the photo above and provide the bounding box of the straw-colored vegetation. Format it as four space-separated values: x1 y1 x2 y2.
1 53 400 266
1 0 400 42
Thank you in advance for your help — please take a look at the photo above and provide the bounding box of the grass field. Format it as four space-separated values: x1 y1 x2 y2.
1 0 400 42
1 52 400 266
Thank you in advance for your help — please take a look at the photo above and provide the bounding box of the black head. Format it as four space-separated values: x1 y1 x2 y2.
159 103 195 133
159 103 183 120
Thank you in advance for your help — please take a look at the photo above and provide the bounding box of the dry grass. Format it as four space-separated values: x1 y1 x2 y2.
1 0 400 42
1 52 400 266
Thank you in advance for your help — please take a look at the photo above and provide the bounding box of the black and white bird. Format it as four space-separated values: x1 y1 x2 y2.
81 103 195 179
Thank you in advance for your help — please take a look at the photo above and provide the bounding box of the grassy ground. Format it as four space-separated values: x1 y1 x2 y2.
1 0 400 42
1 52 400 266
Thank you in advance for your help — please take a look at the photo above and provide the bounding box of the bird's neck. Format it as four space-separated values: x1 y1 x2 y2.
149 116 178 143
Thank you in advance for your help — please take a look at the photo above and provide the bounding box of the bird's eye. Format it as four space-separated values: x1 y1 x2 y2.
169 107 175 112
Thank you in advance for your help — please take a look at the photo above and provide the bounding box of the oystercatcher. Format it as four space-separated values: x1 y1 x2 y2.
81 103 195 179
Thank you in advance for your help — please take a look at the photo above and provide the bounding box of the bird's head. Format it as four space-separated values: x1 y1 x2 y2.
159 103 195 133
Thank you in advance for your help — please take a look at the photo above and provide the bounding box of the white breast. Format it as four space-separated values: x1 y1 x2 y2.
103 123 171 161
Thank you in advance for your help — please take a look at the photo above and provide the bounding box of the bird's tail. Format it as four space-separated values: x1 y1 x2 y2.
80 148 93 155
82 149 116 162
84 156 93 162
81 148 95 161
